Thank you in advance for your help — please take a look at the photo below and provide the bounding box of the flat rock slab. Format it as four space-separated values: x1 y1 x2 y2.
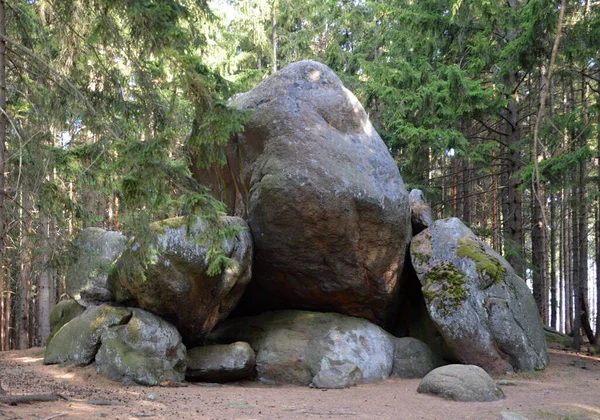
208 310 394 387
417 364 505 402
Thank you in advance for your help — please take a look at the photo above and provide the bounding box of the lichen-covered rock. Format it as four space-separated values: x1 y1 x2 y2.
193 60 411 326
310 364 363 389
95 309 186 386
410 218 548 374
44 304 131 366
391 337 441 378
47 299 85 345
65 228 127 306
109 216 252 345
186 342 255 383
417 364 504 402
208 310 394 386
409 189 433 235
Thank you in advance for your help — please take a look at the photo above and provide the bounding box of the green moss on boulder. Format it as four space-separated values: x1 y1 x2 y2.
457 237 506 284
423 262 468 316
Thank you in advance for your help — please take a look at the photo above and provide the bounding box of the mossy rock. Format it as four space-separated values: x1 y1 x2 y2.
44 304 131 366
47 299 85 345
96 309 186 386
409 218 548 375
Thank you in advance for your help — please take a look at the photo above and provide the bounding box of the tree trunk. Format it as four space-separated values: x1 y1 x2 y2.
0 0 7 352
550 193 557 329
38 213 54 344
16 192 30 349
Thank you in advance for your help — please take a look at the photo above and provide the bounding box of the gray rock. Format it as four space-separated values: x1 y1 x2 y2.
310 364 363 389
391 337 440 378
193 60 411 326
44 304 131 366
409 189 434 235
47 299 85 345
95 309 186 386
186 342 255 383
208 310 395 386
410 218 548 374
543 325 573 347
417 364 505 402
66 228 127 306
109 216 252 345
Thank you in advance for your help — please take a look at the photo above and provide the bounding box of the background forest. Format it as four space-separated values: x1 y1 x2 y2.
0 0 598 352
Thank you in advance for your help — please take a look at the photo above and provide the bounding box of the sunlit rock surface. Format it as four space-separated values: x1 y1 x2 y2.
193 60 411 325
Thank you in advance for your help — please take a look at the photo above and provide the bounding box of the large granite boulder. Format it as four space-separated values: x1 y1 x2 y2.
192 60 411 326
47 299 85 345
417 364 504 402
44 304 131 366
109 216 252 345
65 228 127 306
186 342 255 383
208 310 395 387
410 218 548 374
96 309 186 386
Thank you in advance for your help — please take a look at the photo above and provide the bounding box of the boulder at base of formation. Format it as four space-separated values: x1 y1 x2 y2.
410 218 548 374
193 60 412 326
417 364 505 402
96 308 186 386
390 337 442 378
46 299 85 345
185 342 255 383
44 304 131 366
208 310 394 387
109 215 252 345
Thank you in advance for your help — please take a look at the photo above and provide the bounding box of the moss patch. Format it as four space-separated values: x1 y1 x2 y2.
457 237 506 283
151 217 187 234
423 262 468 316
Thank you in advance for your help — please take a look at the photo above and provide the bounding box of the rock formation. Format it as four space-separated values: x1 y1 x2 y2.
65 228 127 306
208 310 395 386
109 215 253 344
410 218 548 374
193 60 412 326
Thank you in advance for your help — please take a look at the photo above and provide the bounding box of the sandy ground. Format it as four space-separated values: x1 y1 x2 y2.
0 344 599 420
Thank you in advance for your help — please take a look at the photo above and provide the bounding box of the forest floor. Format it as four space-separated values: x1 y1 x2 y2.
0 343 599 420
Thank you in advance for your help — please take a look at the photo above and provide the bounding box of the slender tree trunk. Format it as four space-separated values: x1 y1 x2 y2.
38 213 53 344
0 0 7 352
596 109 600 343
271 0 278 73
550 193 558 329
16 192 30 349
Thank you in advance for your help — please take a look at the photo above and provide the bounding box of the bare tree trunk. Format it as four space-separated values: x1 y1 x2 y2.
16 191 30 349
596 109 600 343
0 0 7 352
550 193 557 329
38 213 53 344
271 0 278 73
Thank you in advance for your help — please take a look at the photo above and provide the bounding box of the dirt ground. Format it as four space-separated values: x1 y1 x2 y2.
0 344 599 420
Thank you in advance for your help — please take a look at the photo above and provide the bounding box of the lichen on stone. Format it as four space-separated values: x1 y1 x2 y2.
151 217 188 234
457 237 506 284
422 262 468 316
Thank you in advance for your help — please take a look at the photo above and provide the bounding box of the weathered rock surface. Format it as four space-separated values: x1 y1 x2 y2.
417 364 504 402
47 299 85 345
391 337 440 378
44 304 131 366
96 309 186 386
310 364 363 389
410 218 548 374
186 342 255 383
65 228 127 306
193 60 411 325
208 310 395 386
409 189 433 235
109 216 252 345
